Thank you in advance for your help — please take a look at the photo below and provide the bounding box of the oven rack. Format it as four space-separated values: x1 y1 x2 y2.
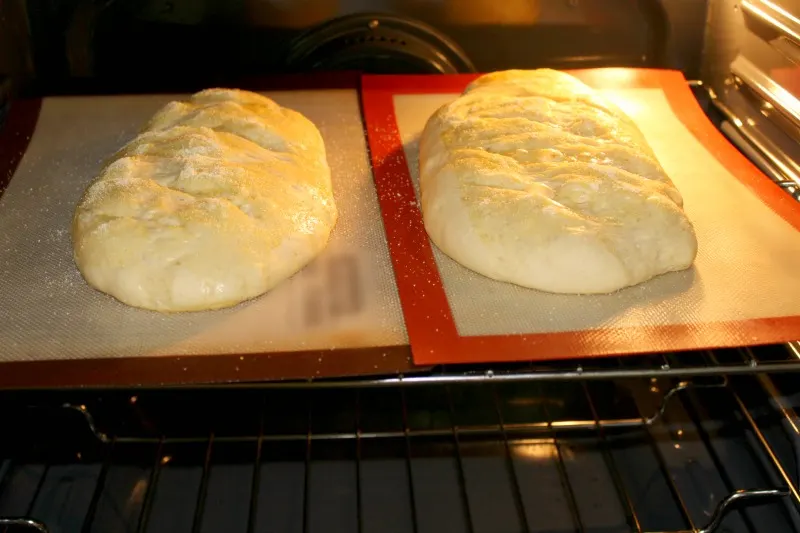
359 343 800 389
110 342 800 390
1 348 800 532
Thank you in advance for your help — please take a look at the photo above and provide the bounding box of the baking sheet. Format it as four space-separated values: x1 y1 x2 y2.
361 69 800 365
0 89 408 364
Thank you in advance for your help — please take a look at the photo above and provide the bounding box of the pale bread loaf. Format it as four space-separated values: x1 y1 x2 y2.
418 69 697 294
72 88 337 312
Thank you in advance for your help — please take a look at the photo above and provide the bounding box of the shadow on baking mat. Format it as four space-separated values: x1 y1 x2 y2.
0 249 418 389
360 68 800 366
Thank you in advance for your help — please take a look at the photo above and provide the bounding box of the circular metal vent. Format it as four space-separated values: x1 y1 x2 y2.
284 13 476 74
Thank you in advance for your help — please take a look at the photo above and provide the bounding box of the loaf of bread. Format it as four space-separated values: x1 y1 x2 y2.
418 69 697 294
72 89 338 312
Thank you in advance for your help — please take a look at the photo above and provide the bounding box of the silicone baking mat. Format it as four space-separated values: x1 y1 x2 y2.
0 85 411 387
361 68 800 366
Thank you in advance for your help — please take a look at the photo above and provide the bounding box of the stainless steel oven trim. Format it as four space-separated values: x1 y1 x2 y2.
729 54 800 134
742 0 800 48
696 80 800 199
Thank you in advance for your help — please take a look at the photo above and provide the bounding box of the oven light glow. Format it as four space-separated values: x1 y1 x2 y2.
512 439 574 461
130 479 149 506
591 68 649 117
604 93 645 118
594 68 639 86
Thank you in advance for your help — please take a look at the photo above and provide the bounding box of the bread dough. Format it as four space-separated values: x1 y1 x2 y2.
72 88 338 312
418 69 698 294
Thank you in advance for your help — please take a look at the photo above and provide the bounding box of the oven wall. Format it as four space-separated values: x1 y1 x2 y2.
700 0 800 195
0 0 711 91
660 0 712 78
0 0 34 91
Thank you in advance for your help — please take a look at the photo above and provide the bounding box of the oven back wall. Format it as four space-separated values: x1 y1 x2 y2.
3 0 709 93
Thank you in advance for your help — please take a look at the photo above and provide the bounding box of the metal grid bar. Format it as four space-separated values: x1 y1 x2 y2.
582 382 644 533
490 384 530 533
541 392 585 533
641 409 697 531
24 465 49 519
0 461 13 509
623 359 697 532
246 395 265 533
355 390 364 533
0 519 47 532
302 396 312 533
80 438 114 533
135 438 163 533
444 385 476 533
727 381 800 504
398 389 420 533
191 434 214 533
680 386 763 533
716 353 800 512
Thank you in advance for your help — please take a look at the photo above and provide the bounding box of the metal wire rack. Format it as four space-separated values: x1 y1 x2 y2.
1 346 800 533
126 342 800 390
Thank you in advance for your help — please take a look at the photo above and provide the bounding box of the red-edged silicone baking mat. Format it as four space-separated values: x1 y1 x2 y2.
361 68 800 366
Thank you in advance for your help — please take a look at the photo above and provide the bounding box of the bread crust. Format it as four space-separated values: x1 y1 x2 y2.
418 69 697 294
72 89 338 312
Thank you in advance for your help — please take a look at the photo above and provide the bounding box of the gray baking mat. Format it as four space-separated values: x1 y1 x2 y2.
0 89 408 362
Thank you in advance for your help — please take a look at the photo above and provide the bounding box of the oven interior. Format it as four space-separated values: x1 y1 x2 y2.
2 0 800 531
3 349 800 532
